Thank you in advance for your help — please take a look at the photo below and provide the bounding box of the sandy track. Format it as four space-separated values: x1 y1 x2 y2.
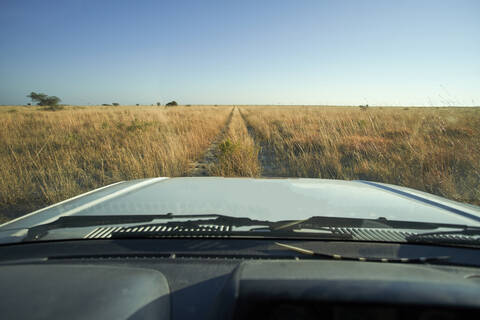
189 107 235 176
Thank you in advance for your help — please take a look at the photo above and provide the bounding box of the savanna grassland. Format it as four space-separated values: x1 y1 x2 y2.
1 105 479 223
0 105 231 222
240 106 480 205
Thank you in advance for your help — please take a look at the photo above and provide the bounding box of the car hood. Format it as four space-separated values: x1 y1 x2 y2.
2 177 480 235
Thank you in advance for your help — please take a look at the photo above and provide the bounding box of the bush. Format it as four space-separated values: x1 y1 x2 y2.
112 103 120 106
166 101 178 106
218 139 237 155
359 104 369 111
102 104 111 106
156 102 161 106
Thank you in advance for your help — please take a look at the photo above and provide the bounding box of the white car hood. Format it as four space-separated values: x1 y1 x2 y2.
2 177 480 232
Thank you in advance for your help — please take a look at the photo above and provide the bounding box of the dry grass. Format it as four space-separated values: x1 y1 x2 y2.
0 105 230 221
208 107 260 177
1 105 479 223
241 106 480 205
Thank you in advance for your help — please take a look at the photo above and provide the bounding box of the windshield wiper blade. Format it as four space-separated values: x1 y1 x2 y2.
274 216 476 231
23 213 262 242
275 242 450 264
407 227 480 244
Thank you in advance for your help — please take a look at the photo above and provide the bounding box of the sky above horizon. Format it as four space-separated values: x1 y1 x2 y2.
0 0 479 106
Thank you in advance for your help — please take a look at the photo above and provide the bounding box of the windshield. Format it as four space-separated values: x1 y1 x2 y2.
0 1 479 246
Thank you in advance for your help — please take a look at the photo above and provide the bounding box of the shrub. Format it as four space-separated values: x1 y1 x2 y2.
218 139 237 155
112 103 120 106
166 101 178 106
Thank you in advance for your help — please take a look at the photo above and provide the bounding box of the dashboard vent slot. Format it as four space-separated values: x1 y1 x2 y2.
409 234 479 244
84 226 122 239
330 227 414 242
84 225 232 239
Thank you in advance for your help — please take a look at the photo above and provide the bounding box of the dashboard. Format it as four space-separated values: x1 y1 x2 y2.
0 239 479 319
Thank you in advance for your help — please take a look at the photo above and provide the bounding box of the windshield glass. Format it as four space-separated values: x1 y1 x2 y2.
0 1 479 245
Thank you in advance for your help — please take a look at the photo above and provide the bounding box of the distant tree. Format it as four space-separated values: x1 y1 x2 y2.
112 102 120 106
43 96 61 106
27 92 47 104
156 102 161 106
102 103 111 106
136 104 139 106
166 101 178 106
359 104 369 111
27 103 31 106
27 92 61 106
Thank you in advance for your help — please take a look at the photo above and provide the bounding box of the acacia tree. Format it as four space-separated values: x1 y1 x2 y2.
27 92 61 106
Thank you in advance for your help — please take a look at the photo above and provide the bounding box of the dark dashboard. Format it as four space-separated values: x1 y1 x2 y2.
1 239 479 320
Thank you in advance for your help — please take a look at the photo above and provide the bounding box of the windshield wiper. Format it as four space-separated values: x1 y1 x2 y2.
23 214 480 242
23 213 251 241
406 227 480 244
275 242 450 264
272 216 477 231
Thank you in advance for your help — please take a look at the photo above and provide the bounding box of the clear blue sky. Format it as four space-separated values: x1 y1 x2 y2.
0 0 479 106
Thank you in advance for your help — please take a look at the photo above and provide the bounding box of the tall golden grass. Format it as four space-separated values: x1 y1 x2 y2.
1 105 479 223
241 106 480 205
0 105 230 222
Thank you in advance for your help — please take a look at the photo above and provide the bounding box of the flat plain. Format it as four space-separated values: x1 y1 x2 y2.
1 105 479 222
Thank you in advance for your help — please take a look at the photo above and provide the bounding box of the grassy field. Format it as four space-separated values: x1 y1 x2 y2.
241 106 480 205
0 105 230 222
1 105 479 223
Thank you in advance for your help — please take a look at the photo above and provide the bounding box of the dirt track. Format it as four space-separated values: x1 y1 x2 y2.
238 108 279 177
189 107 235 176
189 106 277 177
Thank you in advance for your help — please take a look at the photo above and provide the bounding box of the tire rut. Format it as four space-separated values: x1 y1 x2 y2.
238 108 280 177
189 107 235 176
